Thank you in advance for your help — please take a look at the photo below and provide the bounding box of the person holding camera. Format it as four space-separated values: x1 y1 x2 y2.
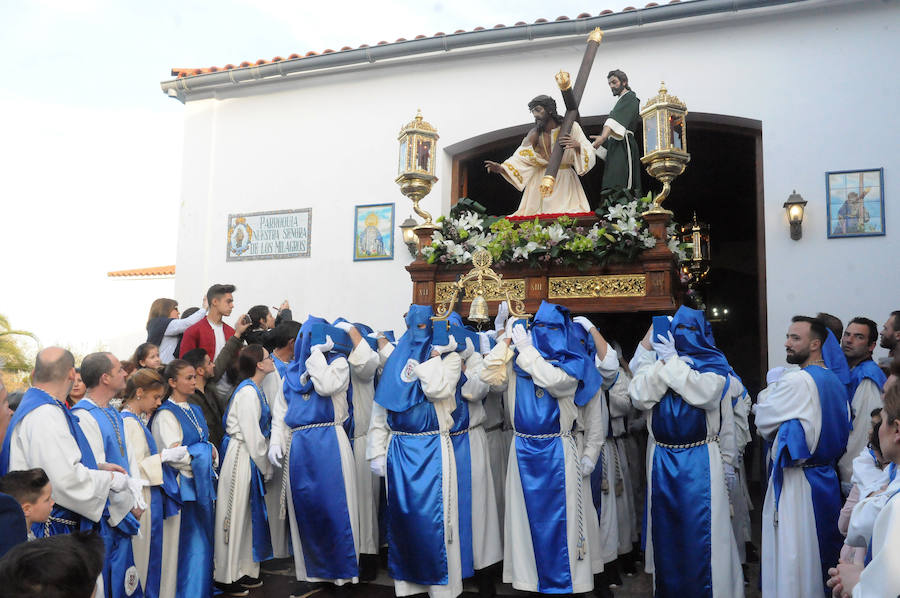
180 284 239 360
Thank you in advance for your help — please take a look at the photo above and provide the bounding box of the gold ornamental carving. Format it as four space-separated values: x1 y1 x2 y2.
548 274 646 298
434 279 526 304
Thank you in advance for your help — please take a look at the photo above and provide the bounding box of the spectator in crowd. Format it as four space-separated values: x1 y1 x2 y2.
131 343 161 370
182 312 249 451
828 383 900 596
879 310 900 369
146 297 208 365
0 468 53 539
0 531 105 598
180 284 237 361
242 301 292 349
269 320 301 377
838 317 887 495
5 392 23 412
0 380 26 559
66 368 86 408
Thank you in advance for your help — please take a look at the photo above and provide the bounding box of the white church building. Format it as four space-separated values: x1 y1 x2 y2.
161 0 898 390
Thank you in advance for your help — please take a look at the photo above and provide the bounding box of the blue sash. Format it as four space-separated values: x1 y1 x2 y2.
770 366 849 595
2 388 101 535
121 412 181 598
848 359 887 402
220 379 273 563
150 400 215 598
385 400 448 585
449 382 473 578
71 401 144 598
512 361 572 594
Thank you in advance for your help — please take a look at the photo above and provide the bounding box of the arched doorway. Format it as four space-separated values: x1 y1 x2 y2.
445 113 767 394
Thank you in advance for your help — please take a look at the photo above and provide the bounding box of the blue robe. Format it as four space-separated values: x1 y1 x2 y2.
282 315 358 581
150 400 216 598
121 411 182 598
72 401 144 598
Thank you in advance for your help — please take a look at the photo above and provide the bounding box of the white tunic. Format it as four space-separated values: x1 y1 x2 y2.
755 369 825 598
6 397 114 598
628 354 743 598
460 352 503 569
347 340 382 555
367 349 465 598
261 368 291 558
851 482 900 597
214 383 272 583
607 367 638 554
838 379 883 495
480 342 596 594
151 400 202 598
122 412 165 593
74 398 136 528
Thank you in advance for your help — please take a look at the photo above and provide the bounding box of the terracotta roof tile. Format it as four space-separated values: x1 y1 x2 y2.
107 265 176 278
169 5 670 79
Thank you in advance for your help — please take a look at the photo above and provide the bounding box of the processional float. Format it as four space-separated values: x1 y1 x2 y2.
397 28 710 318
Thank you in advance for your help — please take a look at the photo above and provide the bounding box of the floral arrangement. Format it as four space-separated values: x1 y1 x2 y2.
421 191 688 269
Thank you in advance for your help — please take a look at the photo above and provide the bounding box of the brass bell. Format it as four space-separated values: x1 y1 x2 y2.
468 294 490 323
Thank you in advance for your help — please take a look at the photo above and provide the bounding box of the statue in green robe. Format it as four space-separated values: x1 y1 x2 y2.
592 70 642 195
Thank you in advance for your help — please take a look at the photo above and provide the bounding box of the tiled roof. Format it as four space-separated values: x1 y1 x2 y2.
170 3 674 79
107 265 176 278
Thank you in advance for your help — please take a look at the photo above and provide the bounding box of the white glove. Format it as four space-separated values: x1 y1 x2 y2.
494 301 509 333
128 477 148 510
580 456 596 476
268 442 284 467
766 366 786 385
510 323 532 350
432 335 458 355
477 332 492 355
311 335 335 354
110 471 129 493
652 331 678 362
459 337 475 360
370 455 386 477
299 371 310 385
160 445 190 464
335 322 354 332
367 331 384 340
572 316 595 334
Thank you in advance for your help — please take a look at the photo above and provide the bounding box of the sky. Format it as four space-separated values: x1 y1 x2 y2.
0 0 643 356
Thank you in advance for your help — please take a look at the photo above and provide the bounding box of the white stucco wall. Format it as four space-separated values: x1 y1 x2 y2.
171 0 899 366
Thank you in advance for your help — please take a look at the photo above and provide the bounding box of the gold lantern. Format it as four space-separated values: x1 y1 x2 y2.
640 82 691 215
433 249 531 325
679 212 710 287
395 110 439 231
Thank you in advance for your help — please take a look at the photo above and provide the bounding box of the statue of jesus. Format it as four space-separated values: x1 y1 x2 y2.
484 95 595 217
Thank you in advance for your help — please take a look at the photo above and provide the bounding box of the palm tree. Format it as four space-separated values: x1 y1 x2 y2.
0 313 40 373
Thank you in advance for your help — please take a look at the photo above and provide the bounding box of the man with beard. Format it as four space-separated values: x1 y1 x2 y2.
755 316 850 597
837 317 887 495
484 95 595 216
591 70 642 196
878 310 900 369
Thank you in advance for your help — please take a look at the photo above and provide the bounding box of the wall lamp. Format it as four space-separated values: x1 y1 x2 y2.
783 190 808 241
399 215 419 256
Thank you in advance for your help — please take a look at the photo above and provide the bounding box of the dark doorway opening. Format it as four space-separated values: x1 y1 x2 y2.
446 113 767 395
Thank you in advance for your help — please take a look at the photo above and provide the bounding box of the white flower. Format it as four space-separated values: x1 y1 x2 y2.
512 241 540 260
640 231 657 248
546 223 569 243
668 237 687 261
455 212 484 232
422 245 435 257
587 224 601 241
431 230 445 243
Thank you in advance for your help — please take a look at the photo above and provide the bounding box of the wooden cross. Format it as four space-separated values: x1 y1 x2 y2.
539 28 604 202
